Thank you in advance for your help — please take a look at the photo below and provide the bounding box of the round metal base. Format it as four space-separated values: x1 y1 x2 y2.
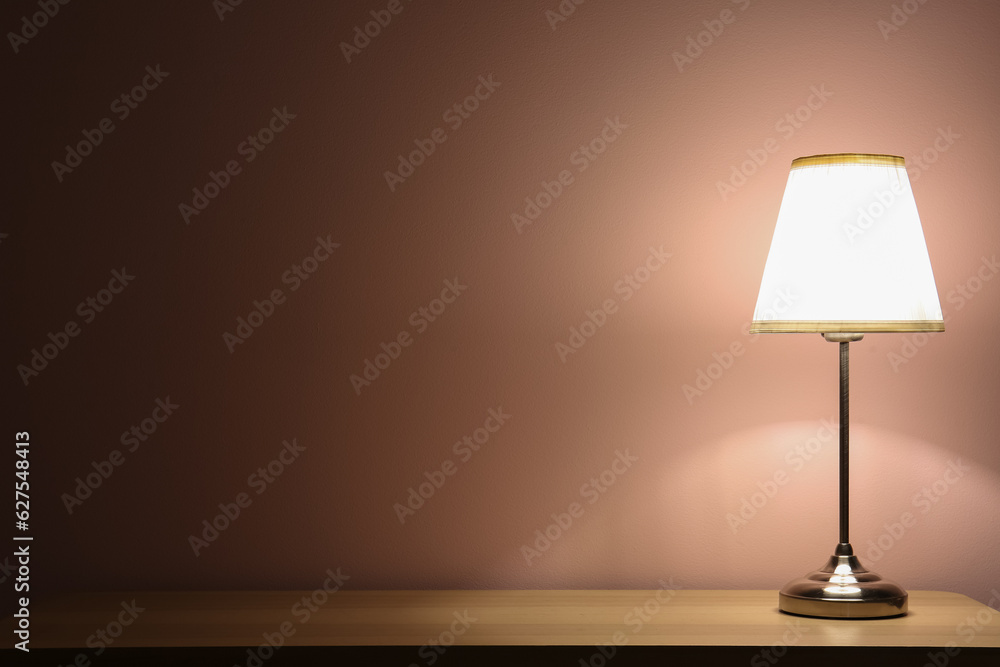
779 550 907 619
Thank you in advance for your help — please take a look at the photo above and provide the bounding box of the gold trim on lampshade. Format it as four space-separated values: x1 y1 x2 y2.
791 153 904 169
750 320 946 334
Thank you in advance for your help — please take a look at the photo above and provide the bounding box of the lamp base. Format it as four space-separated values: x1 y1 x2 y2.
778 545 907 619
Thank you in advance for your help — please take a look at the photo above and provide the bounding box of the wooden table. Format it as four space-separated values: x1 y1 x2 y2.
4 589 998 665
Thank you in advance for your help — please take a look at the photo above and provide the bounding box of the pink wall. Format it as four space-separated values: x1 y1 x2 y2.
6 0 999 608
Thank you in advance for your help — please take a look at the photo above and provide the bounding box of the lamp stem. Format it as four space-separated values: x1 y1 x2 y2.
778 333 907 618
839 340 850 547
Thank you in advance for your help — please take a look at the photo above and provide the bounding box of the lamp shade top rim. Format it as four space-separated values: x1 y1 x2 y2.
791 154 904 169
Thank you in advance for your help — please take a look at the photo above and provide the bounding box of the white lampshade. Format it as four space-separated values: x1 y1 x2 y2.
751 154 944 333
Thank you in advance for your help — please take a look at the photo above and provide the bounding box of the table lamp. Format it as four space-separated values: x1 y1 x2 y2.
750 153 944 618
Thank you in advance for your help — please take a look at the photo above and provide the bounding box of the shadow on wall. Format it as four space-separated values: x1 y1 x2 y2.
659 420 1000 594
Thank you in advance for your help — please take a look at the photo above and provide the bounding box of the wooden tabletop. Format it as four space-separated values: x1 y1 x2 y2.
7 589 1000 649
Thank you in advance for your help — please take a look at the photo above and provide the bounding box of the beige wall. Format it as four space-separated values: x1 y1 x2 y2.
6 0 999 607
